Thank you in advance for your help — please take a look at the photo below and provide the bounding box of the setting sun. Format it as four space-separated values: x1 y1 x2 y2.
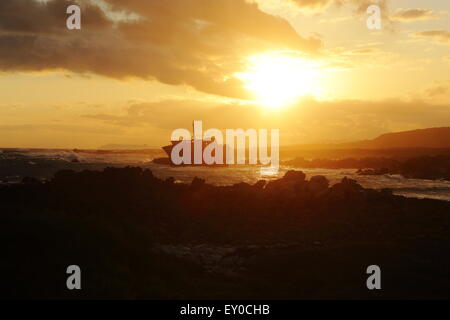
236 52 321 108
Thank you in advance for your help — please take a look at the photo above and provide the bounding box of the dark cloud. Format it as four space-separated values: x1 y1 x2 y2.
0 0 109 34
0 0 321 99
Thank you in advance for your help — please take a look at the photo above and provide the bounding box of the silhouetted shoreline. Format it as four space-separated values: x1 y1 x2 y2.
1 167 449 299
284 155 450 181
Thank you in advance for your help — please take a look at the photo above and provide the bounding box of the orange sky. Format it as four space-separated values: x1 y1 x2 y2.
0 0 449 148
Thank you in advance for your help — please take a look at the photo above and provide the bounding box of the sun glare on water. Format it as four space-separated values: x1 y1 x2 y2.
237 52 321 109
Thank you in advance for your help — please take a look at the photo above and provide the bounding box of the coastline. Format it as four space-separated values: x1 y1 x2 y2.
1 167 450 299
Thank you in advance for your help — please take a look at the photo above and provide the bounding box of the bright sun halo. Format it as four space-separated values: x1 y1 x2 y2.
236 52 320 109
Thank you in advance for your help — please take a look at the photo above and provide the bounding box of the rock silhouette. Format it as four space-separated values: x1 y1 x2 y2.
1 167 449 299
285 155 450 180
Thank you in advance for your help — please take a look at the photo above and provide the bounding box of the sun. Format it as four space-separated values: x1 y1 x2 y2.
236 51 321 109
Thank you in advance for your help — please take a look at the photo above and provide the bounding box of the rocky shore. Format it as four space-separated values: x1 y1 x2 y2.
285 155 450 180
1 167 449 299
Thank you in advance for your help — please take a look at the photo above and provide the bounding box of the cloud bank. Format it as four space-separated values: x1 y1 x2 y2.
82 98 450 145
0 0 321 99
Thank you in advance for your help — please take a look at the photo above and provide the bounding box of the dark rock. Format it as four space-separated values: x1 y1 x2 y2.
282 170 306 182
190 177 206 188
253 180 266 189
308 175 329 194
165 177 175 184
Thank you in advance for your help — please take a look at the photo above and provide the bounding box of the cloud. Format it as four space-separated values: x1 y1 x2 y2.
347 48 381 55
81 98 450 144
0 0 110 34
425 80 450 98
0 123 122 135
289 0 393 30
289 0 332 9
412 30 450 44
0 0 321 99
320 45 400 70
289 0 389 13
391 8 437 22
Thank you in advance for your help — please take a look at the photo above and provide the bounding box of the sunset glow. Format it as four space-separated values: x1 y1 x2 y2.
2 0 450 302
0 0 448 149
237 52 321 108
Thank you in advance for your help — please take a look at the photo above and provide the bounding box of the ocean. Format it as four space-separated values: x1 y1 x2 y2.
1 148 449 201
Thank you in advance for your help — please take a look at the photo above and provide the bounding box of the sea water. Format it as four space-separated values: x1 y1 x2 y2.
1 148 449 201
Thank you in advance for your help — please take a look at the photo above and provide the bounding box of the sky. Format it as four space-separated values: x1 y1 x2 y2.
0 0 449 148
